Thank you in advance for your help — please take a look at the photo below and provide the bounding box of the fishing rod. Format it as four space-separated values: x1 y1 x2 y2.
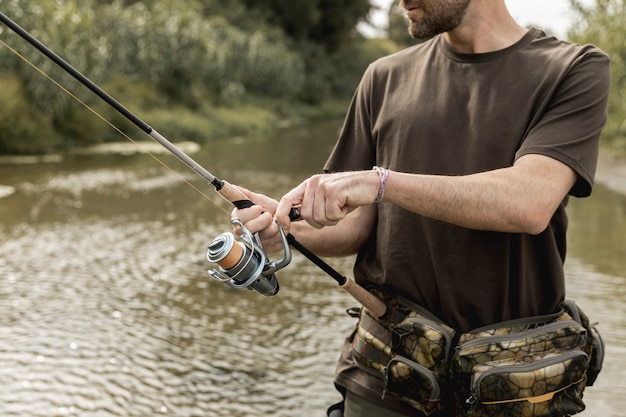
0 11 281 216
0 12 387 318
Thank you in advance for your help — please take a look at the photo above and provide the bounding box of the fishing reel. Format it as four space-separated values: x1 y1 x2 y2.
206 218 291 297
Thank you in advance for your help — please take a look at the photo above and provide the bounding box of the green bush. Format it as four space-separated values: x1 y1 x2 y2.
0 75 62 154
569 0 626 153
92 1 305 102
298 37 401 104
142 107 219 144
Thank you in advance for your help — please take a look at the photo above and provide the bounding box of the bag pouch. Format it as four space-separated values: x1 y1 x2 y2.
392 310 455 378
466 349 588 417
453 309 590 417
454 311 588 374
383 356 441 416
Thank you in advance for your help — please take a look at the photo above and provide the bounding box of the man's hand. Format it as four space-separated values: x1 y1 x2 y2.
275 170 380 230
230 187 285 253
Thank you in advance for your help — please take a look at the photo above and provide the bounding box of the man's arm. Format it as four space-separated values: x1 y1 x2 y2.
384 154 577 234
276 154 577 236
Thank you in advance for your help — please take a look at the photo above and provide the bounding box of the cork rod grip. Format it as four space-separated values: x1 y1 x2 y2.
217 181 251 205
340 277 387 318
219 181 301 221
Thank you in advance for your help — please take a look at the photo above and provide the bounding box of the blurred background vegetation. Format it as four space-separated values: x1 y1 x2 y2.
0 0 624 155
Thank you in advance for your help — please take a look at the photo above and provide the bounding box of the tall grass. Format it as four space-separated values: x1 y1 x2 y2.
0 0 306 152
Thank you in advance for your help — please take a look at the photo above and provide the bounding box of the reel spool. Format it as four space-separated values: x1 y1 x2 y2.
206 218 291 297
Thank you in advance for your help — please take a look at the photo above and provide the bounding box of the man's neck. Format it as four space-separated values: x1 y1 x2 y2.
443 0 528 54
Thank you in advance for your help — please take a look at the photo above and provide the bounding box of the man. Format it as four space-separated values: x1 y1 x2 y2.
234 0 610 415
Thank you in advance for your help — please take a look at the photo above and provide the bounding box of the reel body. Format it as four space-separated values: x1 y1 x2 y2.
207 218 291 297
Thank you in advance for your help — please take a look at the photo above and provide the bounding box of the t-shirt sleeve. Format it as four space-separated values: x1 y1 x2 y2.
515 47 611 197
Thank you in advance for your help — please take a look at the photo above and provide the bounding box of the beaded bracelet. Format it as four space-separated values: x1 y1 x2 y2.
372 166 390 203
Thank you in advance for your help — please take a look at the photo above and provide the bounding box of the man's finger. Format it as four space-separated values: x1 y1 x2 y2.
275 181 308 231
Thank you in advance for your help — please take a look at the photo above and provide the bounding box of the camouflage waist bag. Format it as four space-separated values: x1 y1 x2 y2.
351 296 604 417
452 300 604 417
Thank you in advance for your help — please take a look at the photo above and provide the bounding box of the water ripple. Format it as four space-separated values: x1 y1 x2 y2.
0 219 354 416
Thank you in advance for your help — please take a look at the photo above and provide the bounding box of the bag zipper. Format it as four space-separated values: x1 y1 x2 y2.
456 319 585 355
466 349 588 406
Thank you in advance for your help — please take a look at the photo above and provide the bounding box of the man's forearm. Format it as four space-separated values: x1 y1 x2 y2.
382 154 577 235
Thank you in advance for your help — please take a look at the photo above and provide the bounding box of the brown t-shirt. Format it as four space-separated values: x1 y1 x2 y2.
324 29 610 411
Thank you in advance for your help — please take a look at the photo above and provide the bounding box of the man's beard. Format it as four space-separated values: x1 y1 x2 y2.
404 0 471 39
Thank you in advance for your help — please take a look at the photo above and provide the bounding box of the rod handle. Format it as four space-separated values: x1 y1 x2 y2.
340 277 387 318
224 181 301 221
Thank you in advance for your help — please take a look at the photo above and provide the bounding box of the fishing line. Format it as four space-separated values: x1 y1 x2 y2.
0 37 231 216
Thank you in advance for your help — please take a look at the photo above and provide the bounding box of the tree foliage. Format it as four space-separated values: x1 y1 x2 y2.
0 0 305 103
568 0 626 153
239 0 371 51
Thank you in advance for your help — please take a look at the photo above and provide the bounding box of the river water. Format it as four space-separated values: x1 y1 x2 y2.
0 120 624 416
